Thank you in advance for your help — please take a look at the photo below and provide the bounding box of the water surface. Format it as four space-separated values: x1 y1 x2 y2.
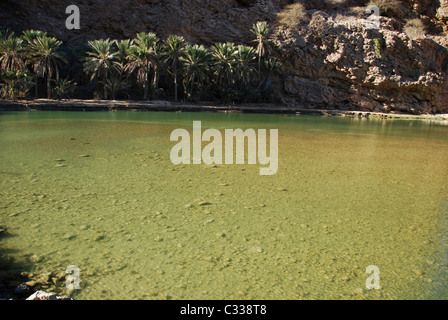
0 111 447 299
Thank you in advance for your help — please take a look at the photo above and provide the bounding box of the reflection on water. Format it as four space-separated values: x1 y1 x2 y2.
0 111 447 299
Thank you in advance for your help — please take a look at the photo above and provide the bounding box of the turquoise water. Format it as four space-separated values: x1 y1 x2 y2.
0 111 447 299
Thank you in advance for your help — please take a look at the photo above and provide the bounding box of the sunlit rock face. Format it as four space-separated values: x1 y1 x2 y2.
0 0 446 113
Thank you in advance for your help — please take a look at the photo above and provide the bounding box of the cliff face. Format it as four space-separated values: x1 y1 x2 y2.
275 7 448 113
0 0 284 45
1 0 447 113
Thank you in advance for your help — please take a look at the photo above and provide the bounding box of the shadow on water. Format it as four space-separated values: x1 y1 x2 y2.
0 227 35 299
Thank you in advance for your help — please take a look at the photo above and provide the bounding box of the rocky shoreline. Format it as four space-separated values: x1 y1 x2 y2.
1 99 447 122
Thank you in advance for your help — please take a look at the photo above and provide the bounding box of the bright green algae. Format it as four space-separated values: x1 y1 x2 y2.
0 111 447 300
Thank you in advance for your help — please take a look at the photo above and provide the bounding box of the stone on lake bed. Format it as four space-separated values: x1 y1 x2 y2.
29 254 43 263
25 280 37 287
250 246 263 253
63 234 77 240
93 234 105 241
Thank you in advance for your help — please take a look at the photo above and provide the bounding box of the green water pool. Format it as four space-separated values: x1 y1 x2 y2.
0 111 447 300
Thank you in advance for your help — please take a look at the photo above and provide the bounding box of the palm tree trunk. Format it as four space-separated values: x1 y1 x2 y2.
152 65 159 92
47 72 51 99
144 81 148 101
103 71 107 100
191 73 195 101
35 76 38 99
174 61 178 102
144 66 148 101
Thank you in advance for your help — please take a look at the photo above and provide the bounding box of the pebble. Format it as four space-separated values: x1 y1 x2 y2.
29 254 43 263
9 212 22 217
93 234 105 241
25 280 37 287
354 288 364 294
63 234 77 240
251 246 263 253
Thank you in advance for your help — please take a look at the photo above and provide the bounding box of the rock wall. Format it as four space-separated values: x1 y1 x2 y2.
0 0 285 45
274 10 448 113
0 0 447 113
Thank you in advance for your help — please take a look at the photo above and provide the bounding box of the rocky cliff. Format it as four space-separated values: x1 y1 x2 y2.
1 0 447 113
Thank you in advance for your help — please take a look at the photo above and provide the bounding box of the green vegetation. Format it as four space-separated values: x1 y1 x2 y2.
181 44 211 102
163 35 187 102
83 39 120 100
373 38 382 58
251 21 271 78
0 68 33 100
0 22 279 103
51 77 76 100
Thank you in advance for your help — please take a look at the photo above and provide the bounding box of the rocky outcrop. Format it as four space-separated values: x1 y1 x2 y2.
274 10 448 113
0 0 447 113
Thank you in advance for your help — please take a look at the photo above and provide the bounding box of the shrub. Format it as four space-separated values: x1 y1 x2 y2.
0 69 33 100
403 18 427 40
277 3 310 28
52 77 76 99
373 38 382 57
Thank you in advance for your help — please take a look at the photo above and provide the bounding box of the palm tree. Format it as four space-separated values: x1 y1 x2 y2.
258 56 281 100
22 30 48 98
234 45 257 87
0 32 26 72
125 32 158 100
52 77 76 100
114 39 133 64
27 35 67 99
163 35 187 102
0 68 33 100
113 39 132 99
251 21 271 78
210 42 238 88
181 44 211 101
83 38 119 100
150 42 164 93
